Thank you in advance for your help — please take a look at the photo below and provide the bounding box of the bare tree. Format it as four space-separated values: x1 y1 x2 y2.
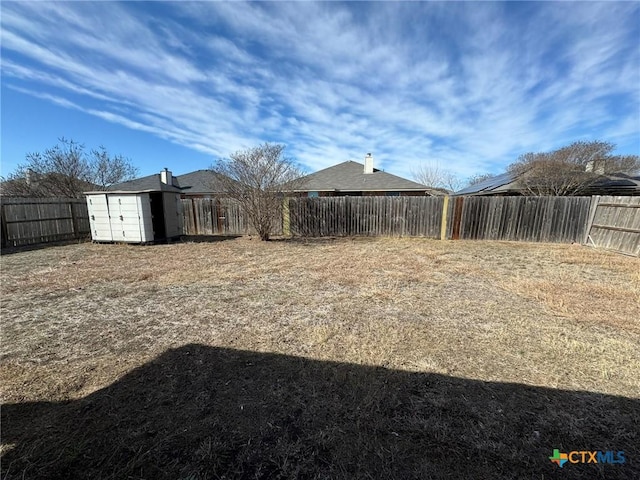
212 143 303 241
508 141 639 196
411 162 463 192
1 138 138 198
92 145 138 189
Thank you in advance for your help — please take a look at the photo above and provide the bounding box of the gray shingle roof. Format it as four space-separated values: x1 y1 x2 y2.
295 161 431 192
107 173 180 192
174 170 228 194
107 170 228 194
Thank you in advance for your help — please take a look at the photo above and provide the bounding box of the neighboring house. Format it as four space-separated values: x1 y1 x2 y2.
111 158 443 198
108 168 228 197
579 173 640 196
292 154 445 197
455 171 640 196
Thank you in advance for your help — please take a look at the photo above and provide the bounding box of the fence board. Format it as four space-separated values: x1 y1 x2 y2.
449 196 591 244
0 197 90 248
179 197 282 236
289 196 444 238
289 196 592 243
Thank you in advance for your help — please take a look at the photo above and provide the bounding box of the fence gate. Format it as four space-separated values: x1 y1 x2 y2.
584 196 640 256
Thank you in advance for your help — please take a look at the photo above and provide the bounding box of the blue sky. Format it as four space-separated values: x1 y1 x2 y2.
1 1 639 182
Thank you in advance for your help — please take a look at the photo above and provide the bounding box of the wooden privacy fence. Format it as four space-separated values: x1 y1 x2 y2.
180 197 282 236
584 196 640 256
289 196 444 238
288 196 591 243
446 196 592 243
1 197 90 248
4 195 636 254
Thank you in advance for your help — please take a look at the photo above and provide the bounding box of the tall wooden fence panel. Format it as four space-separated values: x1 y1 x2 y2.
289 196 444 238
0 197 90 248
448 196 592 243
180 198 282 236
1 195 619 249
585 196 640 256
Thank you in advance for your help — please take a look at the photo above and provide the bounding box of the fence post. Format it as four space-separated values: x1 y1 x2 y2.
440 195 449 241
282 197 291 237
451 196 464 240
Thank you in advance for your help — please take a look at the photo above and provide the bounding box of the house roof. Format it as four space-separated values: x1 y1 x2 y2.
294 161 435 193
106 170 228 194
107 173 181 193
174 170 229 194
581 173 640 195
454 171 640 196
454 172 517 195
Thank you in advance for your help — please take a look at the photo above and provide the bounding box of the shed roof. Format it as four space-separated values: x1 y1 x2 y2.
295 161 433 193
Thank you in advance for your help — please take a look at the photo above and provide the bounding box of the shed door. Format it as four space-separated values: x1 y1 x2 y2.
149 192 166 239
108 195 142 242
86 194 113 241
163 193 181 238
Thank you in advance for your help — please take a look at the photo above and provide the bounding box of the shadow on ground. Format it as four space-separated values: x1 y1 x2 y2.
0 238 90 255
2 345 637 479
179 235 242 244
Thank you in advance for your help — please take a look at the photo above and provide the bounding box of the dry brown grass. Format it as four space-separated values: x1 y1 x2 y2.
1 237 639 479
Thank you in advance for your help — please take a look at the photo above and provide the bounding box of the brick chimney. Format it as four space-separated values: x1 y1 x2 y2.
160 168 172 185
364 153 374 174
25 168 35 186
585 160 605 175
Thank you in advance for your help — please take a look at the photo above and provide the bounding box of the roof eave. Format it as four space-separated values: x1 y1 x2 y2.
84 188 181 195
292 187 431 192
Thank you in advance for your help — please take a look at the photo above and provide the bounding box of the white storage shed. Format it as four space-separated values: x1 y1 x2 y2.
85 179 182 243
86 191 182 243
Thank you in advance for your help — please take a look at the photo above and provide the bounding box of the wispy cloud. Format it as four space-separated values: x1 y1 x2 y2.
1 1 638 180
